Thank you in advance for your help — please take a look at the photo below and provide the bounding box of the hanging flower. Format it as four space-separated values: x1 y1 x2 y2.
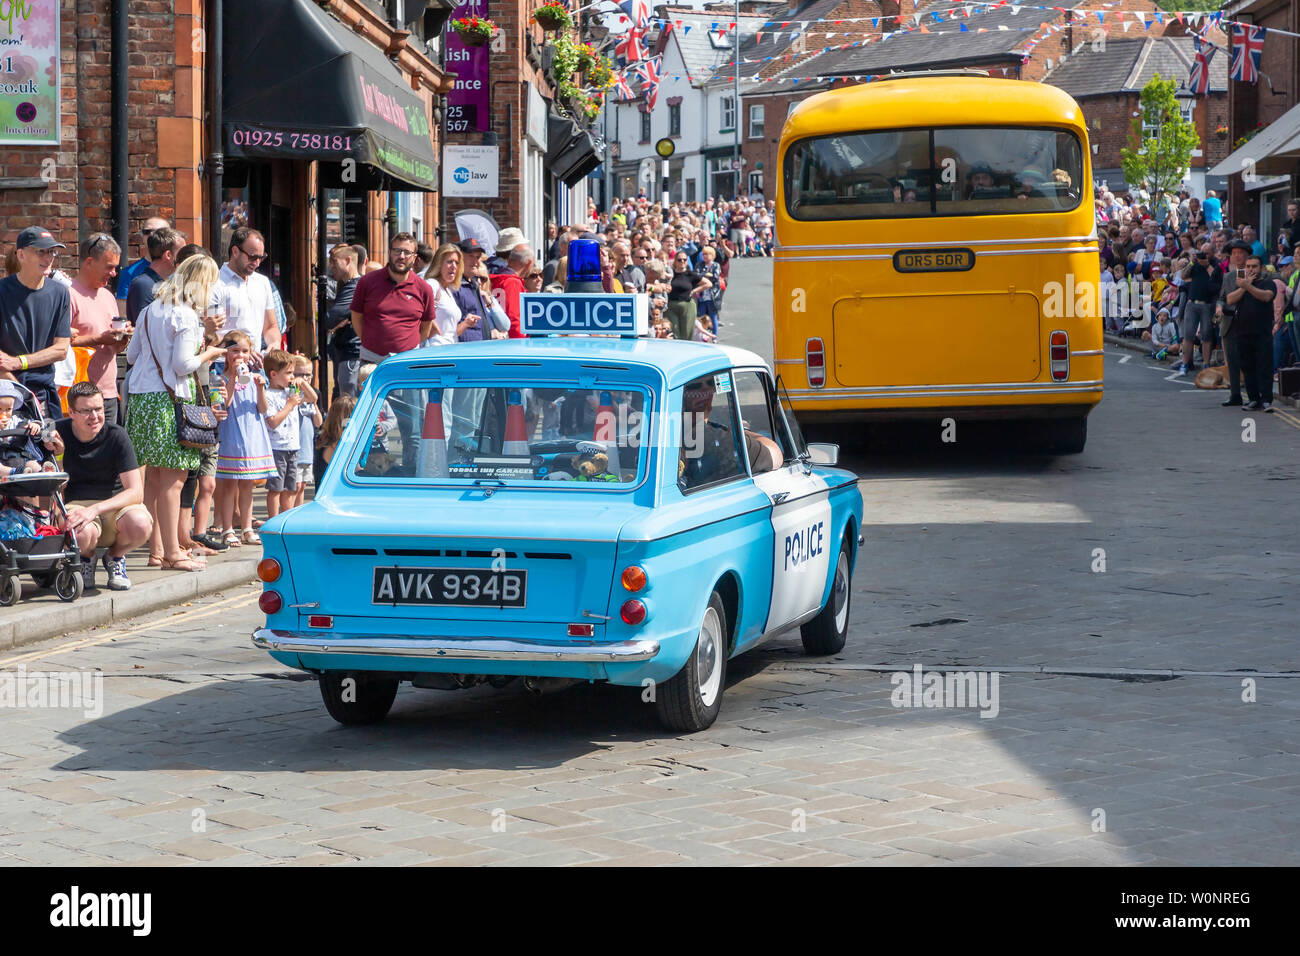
452 16 497 46
534 2 572 31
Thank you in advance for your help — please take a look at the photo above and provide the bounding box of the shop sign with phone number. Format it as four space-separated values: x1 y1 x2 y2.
228 125 355 154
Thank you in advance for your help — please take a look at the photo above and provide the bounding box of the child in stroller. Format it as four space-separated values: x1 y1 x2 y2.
0 379 85 606
0 379 57 476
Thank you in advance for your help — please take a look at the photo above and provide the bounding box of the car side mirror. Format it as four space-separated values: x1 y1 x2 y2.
806 442 838 466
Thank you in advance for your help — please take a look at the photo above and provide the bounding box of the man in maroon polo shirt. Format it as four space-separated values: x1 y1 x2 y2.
349 231 435 363
348 232 436 473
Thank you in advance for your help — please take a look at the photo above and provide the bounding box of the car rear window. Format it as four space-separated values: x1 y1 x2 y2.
352 383 649 485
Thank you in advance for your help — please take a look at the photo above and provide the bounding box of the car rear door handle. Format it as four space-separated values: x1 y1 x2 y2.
771 491 790 504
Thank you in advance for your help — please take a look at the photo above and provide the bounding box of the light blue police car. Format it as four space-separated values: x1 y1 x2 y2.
252 293 864 732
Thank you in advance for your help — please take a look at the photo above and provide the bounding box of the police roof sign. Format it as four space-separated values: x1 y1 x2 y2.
443 144 498 198
521 293 649 337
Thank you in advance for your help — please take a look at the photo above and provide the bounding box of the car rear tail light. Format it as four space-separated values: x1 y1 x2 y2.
620 600 646 626
1050 331 1069 381
257 558 281 582
567 623 595 637
621 566 647 592
308 615 333 629
259 590 283 615
806 337 825 388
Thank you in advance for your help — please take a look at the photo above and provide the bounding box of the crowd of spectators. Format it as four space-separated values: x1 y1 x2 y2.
1095 187 1299 411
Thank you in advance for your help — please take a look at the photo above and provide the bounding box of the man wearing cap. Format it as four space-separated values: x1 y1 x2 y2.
486 227 526 276
489 244 531 339
1179 241 1223 374
114 216 169 319
0 226 72 416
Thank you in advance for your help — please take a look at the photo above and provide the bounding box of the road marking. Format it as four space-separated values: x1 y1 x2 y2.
1272 407 1300 430
0 589 259 669
1164 368 1186 382
1117 354 1131 364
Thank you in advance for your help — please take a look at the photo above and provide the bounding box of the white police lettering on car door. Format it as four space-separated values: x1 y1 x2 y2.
734 369 832 631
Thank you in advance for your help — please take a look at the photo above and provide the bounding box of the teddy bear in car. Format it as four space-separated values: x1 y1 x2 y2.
570 445 620 482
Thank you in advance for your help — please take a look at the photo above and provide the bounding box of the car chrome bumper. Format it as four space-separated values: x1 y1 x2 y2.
251 628 660 663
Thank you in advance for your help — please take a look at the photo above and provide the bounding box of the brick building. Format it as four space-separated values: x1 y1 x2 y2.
440 0 608 250
0 0 450 366
1211 0 1300 240
1044 35 1230 198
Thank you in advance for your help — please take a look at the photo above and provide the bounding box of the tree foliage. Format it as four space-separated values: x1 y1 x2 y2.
1120 74 1200 203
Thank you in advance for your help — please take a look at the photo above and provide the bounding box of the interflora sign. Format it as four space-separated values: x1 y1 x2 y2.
0 0 60 146
444 0 490 133
444 144 498 198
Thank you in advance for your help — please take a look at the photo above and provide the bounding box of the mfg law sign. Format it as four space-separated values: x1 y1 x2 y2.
0 0 60 145
444 144 498 198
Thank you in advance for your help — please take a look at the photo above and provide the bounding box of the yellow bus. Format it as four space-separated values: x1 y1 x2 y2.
774 74 1101 453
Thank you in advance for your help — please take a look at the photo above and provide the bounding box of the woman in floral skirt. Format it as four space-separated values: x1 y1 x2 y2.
125 254 229 572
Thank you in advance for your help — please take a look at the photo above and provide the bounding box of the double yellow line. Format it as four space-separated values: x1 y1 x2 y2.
0 589 258 669
1272 405 1300 430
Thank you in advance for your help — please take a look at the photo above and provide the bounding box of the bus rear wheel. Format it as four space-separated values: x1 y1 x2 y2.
1048 417 1087 455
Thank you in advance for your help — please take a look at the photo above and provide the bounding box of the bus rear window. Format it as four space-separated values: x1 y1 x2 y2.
785 126 1083 220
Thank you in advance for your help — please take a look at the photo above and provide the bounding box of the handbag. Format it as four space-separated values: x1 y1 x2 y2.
141 305 219 450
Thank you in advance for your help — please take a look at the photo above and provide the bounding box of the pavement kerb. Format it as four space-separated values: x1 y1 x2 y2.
0 557 259 653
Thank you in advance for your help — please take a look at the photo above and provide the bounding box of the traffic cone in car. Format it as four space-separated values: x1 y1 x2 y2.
593 390 621 475
417 389 448 478
503 389 530 456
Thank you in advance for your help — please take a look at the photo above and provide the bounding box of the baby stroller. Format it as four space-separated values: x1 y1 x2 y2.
0 381 85 606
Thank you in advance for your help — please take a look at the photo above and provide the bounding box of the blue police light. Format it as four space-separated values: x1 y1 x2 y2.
566 237 604 293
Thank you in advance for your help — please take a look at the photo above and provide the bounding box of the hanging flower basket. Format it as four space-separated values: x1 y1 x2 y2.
1214 125 1229 140
575 42 597 74
452 16 497 46
534 2 572 32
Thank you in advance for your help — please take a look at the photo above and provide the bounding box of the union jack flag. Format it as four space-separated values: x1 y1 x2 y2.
1229 23 1266 83
613 70 636 101
619 0 652 30
616 27 646 64
1188 36 1215 96
637 55 662 110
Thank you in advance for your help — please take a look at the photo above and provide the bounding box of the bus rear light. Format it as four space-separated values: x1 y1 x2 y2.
1049 331 1069 381
806 338 826 388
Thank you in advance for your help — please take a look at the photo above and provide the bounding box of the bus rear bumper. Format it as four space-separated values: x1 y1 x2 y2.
792 399 1100 425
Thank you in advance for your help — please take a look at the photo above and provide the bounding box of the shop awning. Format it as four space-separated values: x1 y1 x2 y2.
1210 101 1300 179
223 0 438 191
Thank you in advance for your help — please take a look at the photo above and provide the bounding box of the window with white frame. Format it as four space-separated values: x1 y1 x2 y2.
669 103 681 136
640 109 651 143
721 96 735 132
749 104 765 140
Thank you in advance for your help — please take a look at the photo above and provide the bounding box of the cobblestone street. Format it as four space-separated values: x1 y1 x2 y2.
2 261 1296 866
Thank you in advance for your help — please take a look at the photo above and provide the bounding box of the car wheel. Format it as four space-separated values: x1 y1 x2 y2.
53 566 83 602
318 672 399 726
0 574 19 607
800 535 851 655
656 591 728 733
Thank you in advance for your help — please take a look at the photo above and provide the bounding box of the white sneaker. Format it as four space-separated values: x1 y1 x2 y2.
103 554 131 591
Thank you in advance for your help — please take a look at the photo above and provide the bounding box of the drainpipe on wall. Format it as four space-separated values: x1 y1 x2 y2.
206 0 224 252
110 0 129 248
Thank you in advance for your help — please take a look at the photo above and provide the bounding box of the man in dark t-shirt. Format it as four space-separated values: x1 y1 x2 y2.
47 382 153 590
1226 255 1277 410
0 226 73 416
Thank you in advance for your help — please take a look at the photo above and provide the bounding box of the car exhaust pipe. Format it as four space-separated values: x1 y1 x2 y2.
523 677 584 696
